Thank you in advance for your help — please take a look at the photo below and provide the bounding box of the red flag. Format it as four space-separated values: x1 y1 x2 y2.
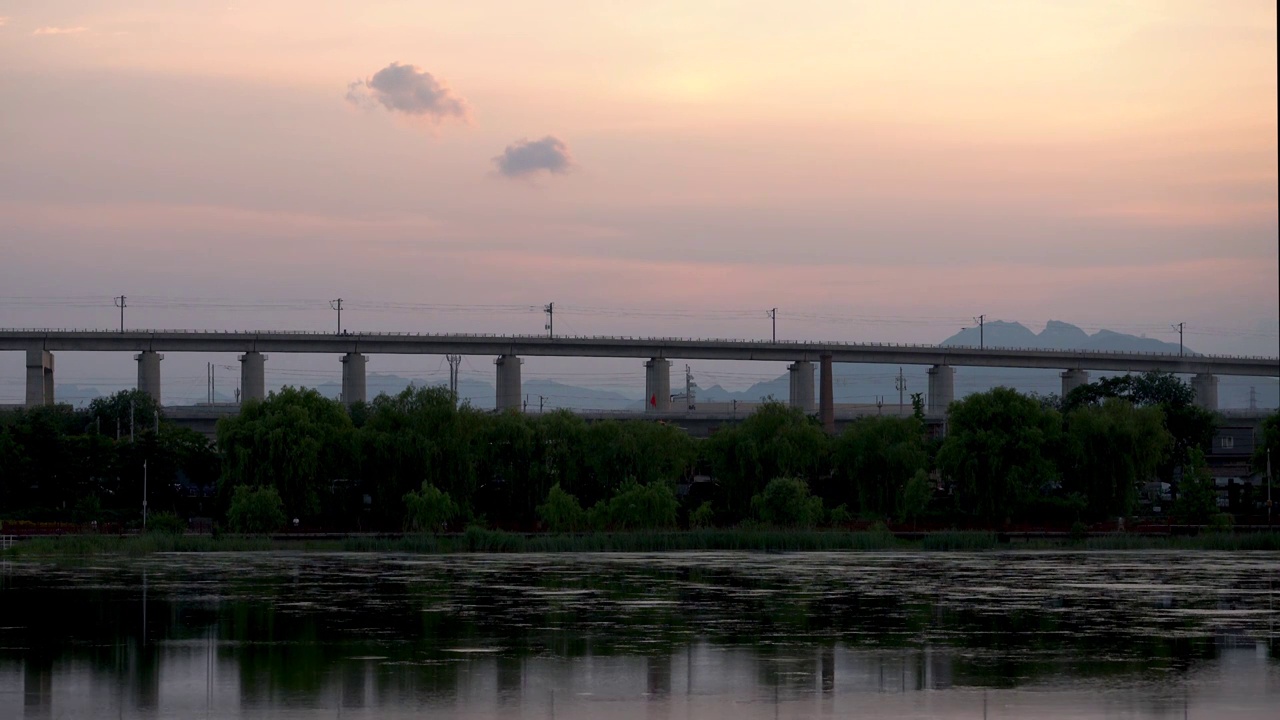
650 394 657 406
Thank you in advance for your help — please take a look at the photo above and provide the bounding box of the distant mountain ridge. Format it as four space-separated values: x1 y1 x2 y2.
941 320 1192 355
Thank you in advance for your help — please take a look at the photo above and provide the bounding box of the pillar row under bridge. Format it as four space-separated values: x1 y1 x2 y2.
495 355 522 411
25 349 54 407
645 358 671 412
788 360 815 414
820 354 834 433
136 351 162 405
1192 373 1218 411
927 364 954 417
341 352 366 406
1061 369 1089 399
239 351 266 403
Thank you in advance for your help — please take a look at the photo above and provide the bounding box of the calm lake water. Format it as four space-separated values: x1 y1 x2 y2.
1 551 1278 719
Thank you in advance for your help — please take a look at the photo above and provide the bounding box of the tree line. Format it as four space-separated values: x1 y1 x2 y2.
2 371 1275 533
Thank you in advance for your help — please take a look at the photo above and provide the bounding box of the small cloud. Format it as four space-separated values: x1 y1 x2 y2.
494 136 574 178
32 26 89 36
345 62 468 124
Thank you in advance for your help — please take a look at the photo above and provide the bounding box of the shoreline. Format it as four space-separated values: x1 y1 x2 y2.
5 528 1280 556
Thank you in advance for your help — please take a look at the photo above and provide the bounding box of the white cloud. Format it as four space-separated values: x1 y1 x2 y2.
32 26 89 36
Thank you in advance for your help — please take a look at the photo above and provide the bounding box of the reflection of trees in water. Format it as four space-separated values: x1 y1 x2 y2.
1 556 1277 713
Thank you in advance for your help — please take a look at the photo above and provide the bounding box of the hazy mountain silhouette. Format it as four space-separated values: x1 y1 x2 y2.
942 319 1192 355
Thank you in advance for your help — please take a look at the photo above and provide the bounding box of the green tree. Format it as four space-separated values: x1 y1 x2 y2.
1254 412 1279 482
832 416 928 517
827 503 853 526
750 477 824 528
473 410 539 528
532 411 589 501
1064 371 1216 478
689 501 715 529
580 420 697 507
1173 448 1218 524
0 405 98 513
536 483 588 532
1063 399 1171 519
357 386 481 527
72 495 103 525
898 469 933 525
87 389 163 437
910 393 925 422
705 402 830 522
403 482 459 533
589 481 679 530
227 485 287 533
146 511 187 535
217 387 356 521
937 387 1062 523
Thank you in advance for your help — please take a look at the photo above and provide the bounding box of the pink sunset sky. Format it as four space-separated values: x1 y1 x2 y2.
1 1 1277 400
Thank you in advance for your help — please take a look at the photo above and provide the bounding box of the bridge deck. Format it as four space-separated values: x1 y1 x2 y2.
2 329 1277 375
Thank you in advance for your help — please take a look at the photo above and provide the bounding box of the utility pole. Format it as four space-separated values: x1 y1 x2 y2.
544 302 554 338
1267 448 1272 526
768 308 777 342
447 355 462 404
974 315 985 349
876 396 884 416
130 398 135 441
895 367 906 417
538 395 545 413
142 459 148 529
1250 386 1258 412
1172 322 1184 356
330 298 343 334
114 295 127 333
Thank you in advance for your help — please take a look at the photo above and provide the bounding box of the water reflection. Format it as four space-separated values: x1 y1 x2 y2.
0 551 1277 718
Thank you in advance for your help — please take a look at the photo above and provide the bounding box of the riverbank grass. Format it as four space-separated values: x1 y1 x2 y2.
7 528 1280 556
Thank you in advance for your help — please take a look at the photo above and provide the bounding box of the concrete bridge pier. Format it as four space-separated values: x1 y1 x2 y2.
340 352 366 406
136 351 163 404
1061 369 1089 399
927 364 954 416
25 349 54 407
645 358 672 412
820 354 835 433
495 354 522 411
239 351 266 403
1191 373 1218 411
788 360 815 413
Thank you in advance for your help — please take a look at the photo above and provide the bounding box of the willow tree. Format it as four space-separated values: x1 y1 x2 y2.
216 386 356 520
937 387 1062 523
1063 398 1171 518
